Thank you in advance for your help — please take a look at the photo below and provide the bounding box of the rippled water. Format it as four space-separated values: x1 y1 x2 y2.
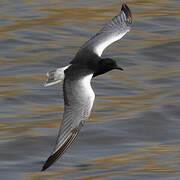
0 0 180 179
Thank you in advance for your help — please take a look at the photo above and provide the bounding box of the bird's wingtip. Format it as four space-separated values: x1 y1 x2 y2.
41 126 81 171
41 154 55 172
121 3 132 24
41 162 50 171
41 166 46 172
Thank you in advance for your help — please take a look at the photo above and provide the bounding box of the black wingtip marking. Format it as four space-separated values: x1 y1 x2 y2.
41 124 83 171
121 3 132 24
41 150 61 171
41 132 78 171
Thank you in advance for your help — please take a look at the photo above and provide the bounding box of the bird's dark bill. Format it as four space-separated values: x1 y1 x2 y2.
116 66 124 71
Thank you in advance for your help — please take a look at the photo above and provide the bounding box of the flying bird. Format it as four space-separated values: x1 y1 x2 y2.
41 3 132 171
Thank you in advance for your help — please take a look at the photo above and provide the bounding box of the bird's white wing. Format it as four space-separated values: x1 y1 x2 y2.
79 4 132 57
42 73 95 171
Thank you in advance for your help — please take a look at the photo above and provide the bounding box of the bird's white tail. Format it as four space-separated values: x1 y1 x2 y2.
44 65 71 87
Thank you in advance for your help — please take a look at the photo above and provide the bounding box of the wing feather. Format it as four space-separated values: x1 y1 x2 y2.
41 73 95 171
41 122 82 171
76 3 132 58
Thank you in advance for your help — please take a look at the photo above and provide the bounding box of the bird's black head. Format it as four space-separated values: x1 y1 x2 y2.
93 58 123 77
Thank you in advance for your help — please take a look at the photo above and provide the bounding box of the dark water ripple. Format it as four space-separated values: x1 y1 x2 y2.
0 0 180 179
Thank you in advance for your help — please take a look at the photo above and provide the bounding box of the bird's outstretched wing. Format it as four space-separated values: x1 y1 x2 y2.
41 73 95 171
78 3 132 57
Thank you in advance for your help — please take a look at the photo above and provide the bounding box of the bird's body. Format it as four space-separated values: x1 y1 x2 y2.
42 4 132 171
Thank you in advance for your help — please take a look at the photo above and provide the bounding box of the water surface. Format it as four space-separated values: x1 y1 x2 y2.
0 0 180 179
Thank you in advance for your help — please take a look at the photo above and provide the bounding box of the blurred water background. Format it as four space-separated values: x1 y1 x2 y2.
0 0 180 179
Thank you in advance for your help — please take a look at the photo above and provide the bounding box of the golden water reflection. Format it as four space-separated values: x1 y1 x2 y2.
26 143 180 180
0 0 180 179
